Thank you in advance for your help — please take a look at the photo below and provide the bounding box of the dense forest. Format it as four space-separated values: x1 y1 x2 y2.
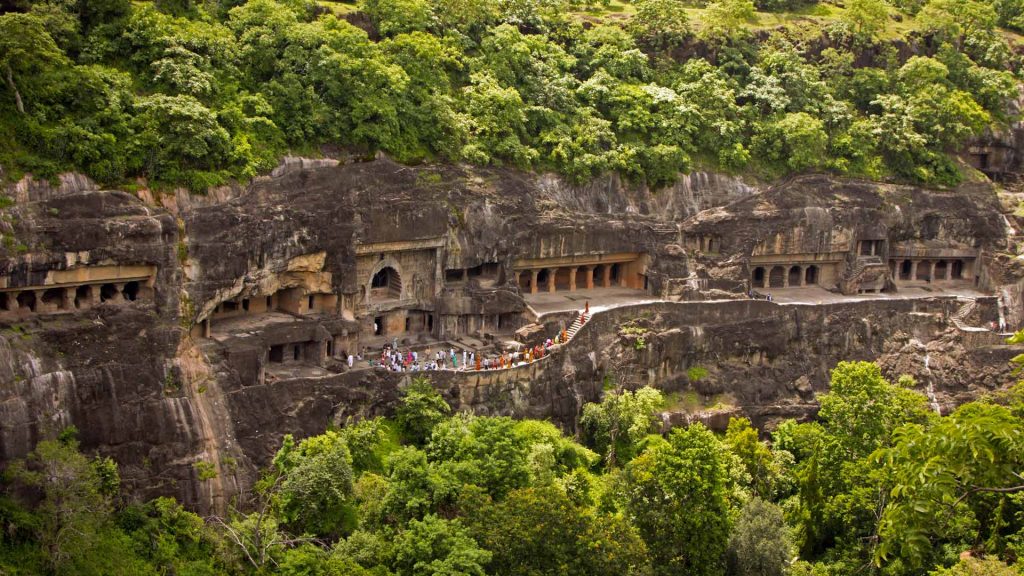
1 358 1024 575
0 0 1022 191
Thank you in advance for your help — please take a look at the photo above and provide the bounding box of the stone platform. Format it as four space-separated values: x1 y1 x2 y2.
764 283 987 305
524 286 663 317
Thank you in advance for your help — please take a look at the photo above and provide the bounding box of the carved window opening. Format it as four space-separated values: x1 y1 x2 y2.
100 284 118 302
269 345 284 363
805 266 819 285
75 285 92 308
900 260 913 280
371 267 402 300
17 291 36 312
752 267 765 285
123 281 140 302
788 266 802 287
42 288 65 310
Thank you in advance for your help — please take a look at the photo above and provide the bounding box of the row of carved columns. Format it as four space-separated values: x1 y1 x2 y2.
889 259 964 282
514 263 621 294
0 281 142 315
751 264 819 289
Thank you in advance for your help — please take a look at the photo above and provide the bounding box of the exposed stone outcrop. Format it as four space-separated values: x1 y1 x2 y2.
0 159 1021 513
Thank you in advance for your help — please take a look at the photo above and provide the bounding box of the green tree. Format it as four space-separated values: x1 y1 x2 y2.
701 0 756 41
628 0 690 52
751 112 827 173
396 377 452 446
0 13 68 114
6 432 153 576
392 514 490 576
724 417 779 499
841 0 890 42
618 423 732 576
875 401 1024 568
361 0 433 37
272 431 356 537
580 385 663 468
468 486 649 576
726 498 792 576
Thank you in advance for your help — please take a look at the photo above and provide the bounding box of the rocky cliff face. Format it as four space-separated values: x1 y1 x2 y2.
0 159 1021 513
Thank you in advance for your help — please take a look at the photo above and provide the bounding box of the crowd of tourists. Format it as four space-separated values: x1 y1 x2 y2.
369 308 589 373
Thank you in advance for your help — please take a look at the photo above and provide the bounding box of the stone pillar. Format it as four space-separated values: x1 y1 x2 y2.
585 266 595 289
61 288 74 310
910 260 918 281
547 268 557 293
513 271 521 290
462 269 468 282
782 269 789 288
925 261 935 282
203 318 211 338
945 263 952 281
602 265 611 288
530 270 539 294
798 266 806 287
569 267 578 292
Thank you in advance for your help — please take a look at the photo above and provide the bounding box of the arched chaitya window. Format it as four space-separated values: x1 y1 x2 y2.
370 267 402 300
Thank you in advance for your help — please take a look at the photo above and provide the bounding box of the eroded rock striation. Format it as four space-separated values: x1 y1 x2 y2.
0 158 1021 512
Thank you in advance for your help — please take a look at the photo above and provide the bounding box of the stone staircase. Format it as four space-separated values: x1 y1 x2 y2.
840 256 886 294
951 298 977 330
565 313 586 340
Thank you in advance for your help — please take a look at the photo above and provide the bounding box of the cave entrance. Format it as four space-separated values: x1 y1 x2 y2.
788 266 802 287
805 266 818 285
123 281 140 301
100 283 119 302
768 266 785 288
75 285 92 308
374 315 384 336
269 345 284 363
17 291 36 312
951 260 964 279
752 267 765 287
41 288 66 310
900 260 912 281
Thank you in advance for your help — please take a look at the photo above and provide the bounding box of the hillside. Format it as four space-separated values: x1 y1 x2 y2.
0 0 1021 192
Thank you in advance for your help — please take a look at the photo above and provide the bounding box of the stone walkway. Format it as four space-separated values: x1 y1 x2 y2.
762 283 988 305
524 286 663 316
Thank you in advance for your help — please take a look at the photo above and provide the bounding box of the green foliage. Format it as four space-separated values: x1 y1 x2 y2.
272 431 356 537
628 0 690 52
6 355 1024 576
726 498 792 576
617 423 732 576
0 0 1014 190
392 514 490 576
875 399 1024 568
396 377 451 446
580 385 663 467
468 485 649 576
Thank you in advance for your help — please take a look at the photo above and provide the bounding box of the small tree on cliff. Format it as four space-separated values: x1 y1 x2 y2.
580 386 663 468
396 377 452 446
